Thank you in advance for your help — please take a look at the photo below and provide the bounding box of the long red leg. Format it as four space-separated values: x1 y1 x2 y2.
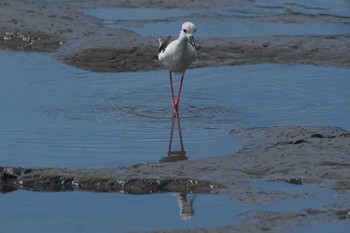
169 71 177 116
169 71 175 106
174 73 185 110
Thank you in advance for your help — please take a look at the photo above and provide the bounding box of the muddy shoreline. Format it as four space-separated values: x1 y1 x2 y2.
1 0 350 72
1 0 350 232
2 126 350 195
2 126 350 232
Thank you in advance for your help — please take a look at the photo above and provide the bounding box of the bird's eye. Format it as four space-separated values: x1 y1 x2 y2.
194 29 197 32
183 29 187 33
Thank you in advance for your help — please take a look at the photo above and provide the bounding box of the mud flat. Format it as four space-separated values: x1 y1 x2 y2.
0 0 350 72
1 126 350 232
1 1 350 232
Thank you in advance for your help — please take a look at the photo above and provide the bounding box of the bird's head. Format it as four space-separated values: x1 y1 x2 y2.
181 22 197 48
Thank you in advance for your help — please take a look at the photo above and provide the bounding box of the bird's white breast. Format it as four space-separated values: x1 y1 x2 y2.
158 40 197 74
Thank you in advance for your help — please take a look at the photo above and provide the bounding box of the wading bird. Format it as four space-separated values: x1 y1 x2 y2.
158 22 197 116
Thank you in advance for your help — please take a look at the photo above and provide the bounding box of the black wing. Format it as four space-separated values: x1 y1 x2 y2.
159 36 175 53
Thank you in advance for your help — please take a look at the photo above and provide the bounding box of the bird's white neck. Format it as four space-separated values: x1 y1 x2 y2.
178 32 188 45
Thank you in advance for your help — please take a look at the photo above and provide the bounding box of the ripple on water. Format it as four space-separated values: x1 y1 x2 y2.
42 103 246 127
42 104 134 122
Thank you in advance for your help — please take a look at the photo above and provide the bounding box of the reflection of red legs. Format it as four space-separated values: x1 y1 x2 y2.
169 71 185 118
168 117 176 154
167 115 186 159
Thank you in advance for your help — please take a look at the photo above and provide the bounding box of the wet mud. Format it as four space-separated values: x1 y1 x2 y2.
2 126 349 195
0 166 221 195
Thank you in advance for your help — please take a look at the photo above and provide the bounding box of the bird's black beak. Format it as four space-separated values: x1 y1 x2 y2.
188 36 196 48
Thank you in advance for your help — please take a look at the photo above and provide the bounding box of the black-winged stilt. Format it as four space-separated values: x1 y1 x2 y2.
158 22 197 116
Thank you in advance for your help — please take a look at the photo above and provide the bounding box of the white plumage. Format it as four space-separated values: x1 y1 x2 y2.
158 22 198 116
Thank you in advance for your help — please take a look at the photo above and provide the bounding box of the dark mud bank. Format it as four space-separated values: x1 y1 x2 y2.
2 126 350 198
0 166 221 194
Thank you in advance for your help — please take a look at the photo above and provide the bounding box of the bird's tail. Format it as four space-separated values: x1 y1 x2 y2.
154 33 171 46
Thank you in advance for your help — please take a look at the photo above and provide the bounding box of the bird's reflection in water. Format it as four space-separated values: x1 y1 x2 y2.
159 116 196 220
177 193 196 220
159 116 187 162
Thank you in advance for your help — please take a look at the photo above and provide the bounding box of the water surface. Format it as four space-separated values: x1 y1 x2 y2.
0 51 241 168
83 0 350 37
1 51 350 169
0 182 346 233
0 191 238 233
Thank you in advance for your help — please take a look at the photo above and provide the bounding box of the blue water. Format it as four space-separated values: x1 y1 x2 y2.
2 51 350 168
0 51 241 168
83 0 350 37
0 182 346 233
0 191 239 233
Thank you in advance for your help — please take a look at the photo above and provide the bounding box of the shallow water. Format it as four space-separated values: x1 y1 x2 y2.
2 51 350 168
0 51 242 168
0 191 240 233
83 0 350 37
0 182 346 233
